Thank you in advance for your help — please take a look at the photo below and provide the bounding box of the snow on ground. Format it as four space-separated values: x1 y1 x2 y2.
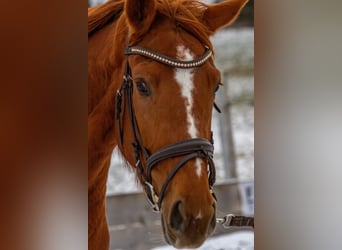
151 231 254 250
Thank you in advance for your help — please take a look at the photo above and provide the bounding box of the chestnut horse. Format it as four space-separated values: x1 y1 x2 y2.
88 0 248 249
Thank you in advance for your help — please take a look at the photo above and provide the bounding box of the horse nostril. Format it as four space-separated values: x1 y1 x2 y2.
170 201 184 231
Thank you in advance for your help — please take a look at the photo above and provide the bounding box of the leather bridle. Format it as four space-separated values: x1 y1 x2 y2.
115 45 216 211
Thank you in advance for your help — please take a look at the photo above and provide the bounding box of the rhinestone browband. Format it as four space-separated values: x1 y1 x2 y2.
125 46 212 68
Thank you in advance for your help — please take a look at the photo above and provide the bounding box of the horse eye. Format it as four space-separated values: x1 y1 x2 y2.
214 84 220 94
136 81 151 96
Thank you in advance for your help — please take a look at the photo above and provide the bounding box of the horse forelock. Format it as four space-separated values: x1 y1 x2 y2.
155 0 213 50
88 0 213 51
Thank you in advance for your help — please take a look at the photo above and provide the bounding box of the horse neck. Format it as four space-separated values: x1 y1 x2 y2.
88 17 128 187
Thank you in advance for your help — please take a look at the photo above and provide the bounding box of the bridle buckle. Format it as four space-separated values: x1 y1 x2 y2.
144 181 160 212
216 214 234 228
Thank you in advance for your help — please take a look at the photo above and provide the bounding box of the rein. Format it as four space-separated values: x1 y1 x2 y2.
216 214 254 228
115 45 253 228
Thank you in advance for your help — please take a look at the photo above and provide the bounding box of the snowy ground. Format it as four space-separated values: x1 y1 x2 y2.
151 231 254 250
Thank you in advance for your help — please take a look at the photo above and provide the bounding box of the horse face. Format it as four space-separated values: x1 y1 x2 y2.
124 0 248 248
126 25 218 249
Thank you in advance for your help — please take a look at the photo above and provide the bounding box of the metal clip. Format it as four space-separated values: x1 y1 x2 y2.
216 214 234 228
145 181 160 212
123 74 133 83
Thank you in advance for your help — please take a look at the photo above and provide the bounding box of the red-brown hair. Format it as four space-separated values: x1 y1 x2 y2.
88 0 213 50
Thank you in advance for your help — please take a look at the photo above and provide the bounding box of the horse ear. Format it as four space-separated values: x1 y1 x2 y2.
203 0 248 33
125 0 156 36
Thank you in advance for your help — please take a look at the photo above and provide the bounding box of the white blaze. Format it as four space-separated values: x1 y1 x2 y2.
195 210 203 220
174 45 203 177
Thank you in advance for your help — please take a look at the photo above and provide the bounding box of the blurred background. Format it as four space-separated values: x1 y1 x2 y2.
2 1 341 250
89 1 254 249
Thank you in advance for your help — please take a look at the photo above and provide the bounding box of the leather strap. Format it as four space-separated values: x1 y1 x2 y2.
230 216 254 228
217 214 254 228
146 138 214 181
144 138 216 209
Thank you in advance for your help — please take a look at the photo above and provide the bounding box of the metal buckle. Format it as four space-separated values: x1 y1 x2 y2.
216 214 234 228
145 181 160 212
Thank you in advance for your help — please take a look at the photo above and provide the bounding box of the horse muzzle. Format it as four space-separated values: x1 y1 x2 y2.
161 197 216 248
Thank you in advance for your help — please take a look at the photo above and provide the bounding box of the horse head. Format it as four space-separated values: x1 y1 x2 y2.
117 0 248 248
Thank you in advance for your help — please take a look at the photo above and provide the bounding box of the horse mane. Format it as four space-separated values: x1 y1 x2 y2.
88 0 124 37
88 0 213 50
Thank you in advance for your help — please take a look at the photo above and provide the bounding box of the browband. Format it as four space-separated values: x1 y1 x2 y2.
125 46 212 68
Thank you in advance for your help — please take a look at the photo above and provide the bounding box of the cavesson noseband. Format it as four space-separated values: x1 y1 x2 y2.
115 45 216 211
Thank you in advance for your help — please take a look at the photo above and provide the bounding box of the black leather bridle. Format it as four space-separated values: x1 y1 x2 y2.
115 45 216 211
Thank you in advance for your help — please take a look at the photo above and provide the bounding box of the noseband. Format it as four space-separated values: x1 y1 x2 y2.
115 45 216 211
